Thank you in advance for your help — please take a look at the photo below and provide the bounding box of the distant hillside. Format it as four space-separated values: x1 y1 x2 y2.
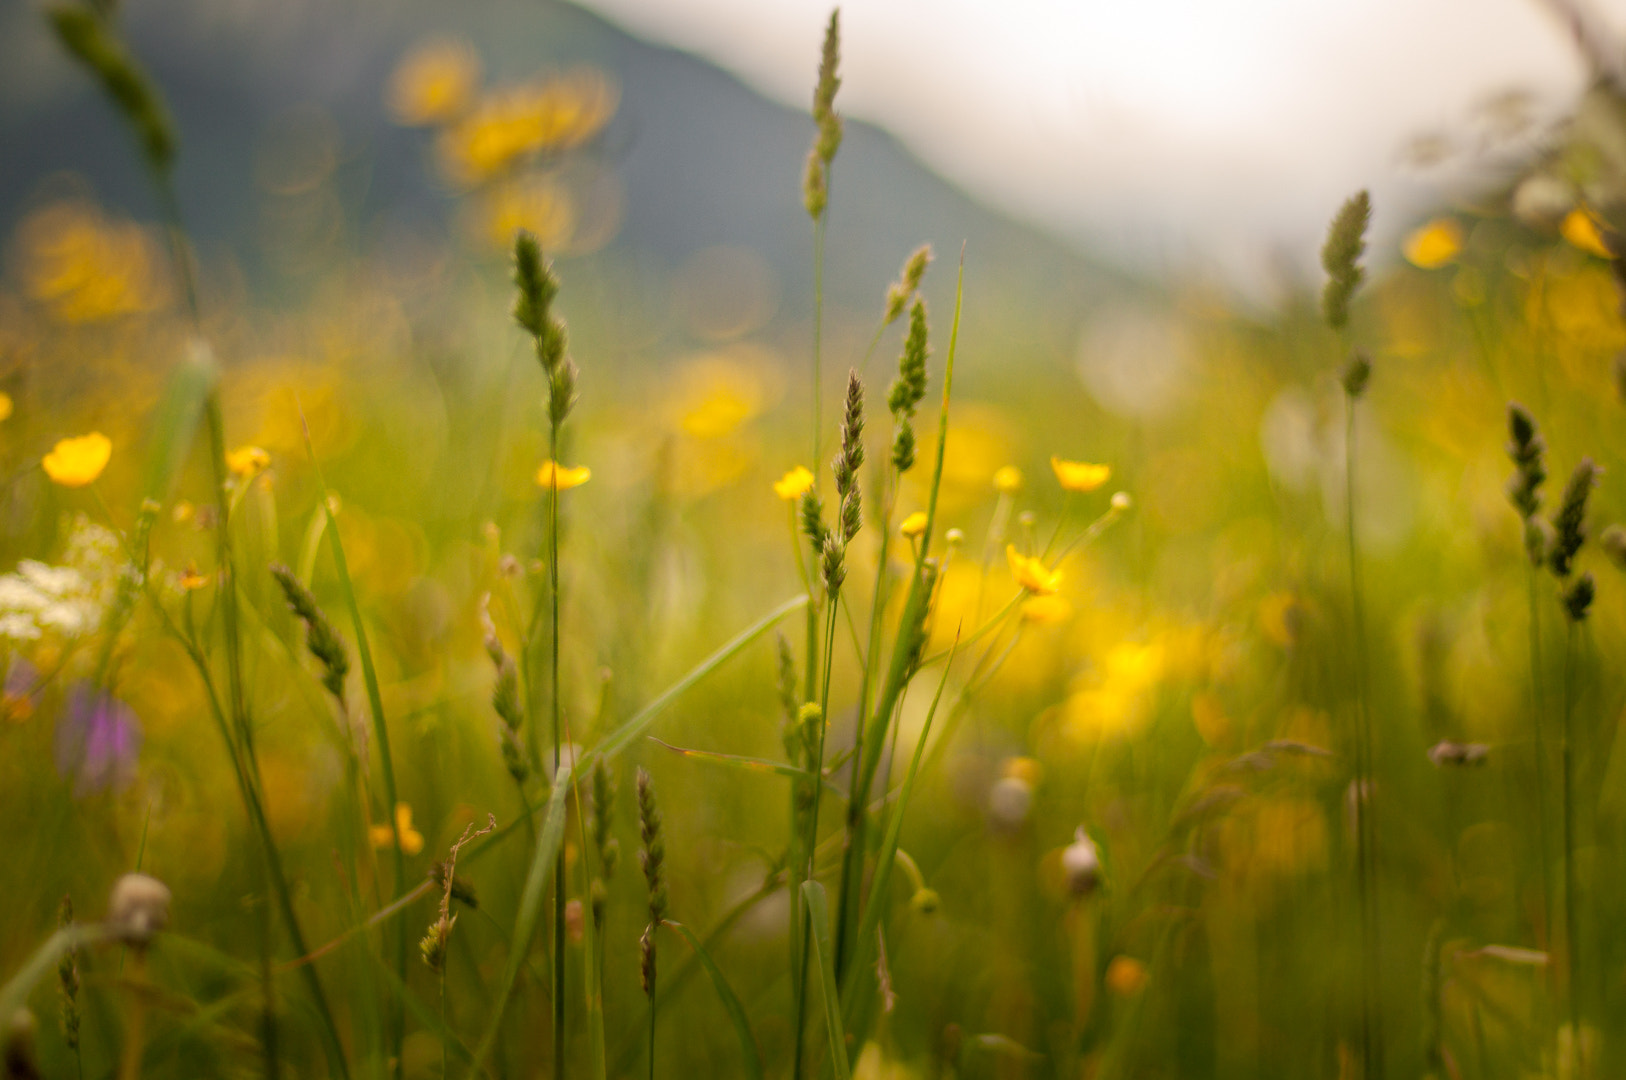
0 0 1140 342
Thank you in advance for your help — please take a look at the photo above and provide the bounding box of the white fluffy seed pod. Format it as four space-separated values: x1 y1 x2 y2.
106 873 171 946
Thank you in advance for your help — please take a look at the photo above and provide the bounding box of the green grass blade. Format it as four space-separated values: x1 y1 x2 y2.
299 412 409 1072
800 881 851 1080
466 768 572 1079
842 633 959 1038
669 921 765 1080
648 737 842 795
140 340 215 502
594 594 808 762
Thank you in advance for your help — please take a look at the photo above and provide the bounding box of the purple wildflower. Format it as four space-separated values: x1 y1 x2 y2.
54 683 141 796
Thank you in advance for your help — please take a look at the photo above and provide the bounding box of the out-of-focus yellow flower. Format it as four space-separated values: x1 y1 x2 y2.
992 465 1022 494
1105 956 1148 996
479 178 575 252
0 394 12 422
177 564 210 591
1258 591 1304 649
370 802 425 856
1007 544 1061 595
1562 207 1613 259
536 460 591 490
172 500 194 524
1021 594 1072 625
899 511 928 538
42 432 111 487
387 39 481 126
438 71 617 185
1403 218 1463 269
19 202 168 322
774 466 815 501
226 445 271 478
1191 691 1231 746
1051 457 1110 493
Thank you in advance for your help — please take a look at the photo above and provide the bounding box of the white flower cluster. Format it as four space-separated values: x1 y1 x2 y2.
0 517 121 643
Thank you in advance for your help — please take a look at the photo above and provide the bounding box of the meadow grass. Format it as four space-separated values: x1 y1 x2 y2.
5 6 1626 1080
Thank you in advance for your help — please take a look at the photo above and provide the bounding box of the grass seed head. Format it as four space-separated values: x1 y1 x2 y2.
1549 457 1598 578
1321 189 1371 331
270 563 350 704
1563 571 1596 622
1505 403 1547 520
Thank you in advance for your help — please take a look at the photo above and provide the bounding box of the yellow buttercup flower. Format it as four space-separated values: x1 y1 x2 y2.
1402 218 1462 269
1562 207 1613 259
1050 457 1110 493
1006 544 1061 595
226 445 271 478
0 393 12 422
370 802 425 856
1020 594 1072 624
177 563 211 591
992 465 1022 494
773 465 815 501
899 511 928 538
42 432 112 487
536 460 591 490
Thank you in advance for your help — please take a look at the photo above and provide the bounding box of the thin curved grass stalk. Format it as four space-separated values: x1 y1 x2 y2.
803 881 853 1080
302 407 410 1075
44 7 353 1067
1526 567 1554 947
1561 622 1582 1075
668 922 766 1080
841 631 959 1047
467 770 571 1079
1344 388 1384 1080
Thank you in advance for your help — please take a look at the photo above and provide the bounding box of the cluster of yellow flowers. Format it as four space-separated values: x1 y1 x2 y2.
16 201 168 323
387 37 618 253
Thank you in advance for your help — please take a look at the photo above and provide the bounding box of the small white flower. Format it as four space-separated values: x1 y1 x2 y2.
0 575 48 613
17 560 85 598
0 613 41 641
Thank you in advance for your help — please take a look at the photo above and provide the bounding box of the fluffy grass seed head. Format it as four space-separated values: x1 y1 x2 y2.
1321 189 1371 331
812 9 843 164
1506 403 1547 520
1564 571 1596 622
802 149 827 220
636 767 667 993
890 300 930 472
1341 348 1372 399
42 433 111 488
884 244 933 324
511 230 570 394
834 370 865 542
1549 457 1598 579
47 5 177 174
270 563 350 703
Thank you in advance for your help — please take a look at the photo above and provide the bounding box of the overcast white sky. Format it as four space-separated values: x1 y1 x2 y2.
575 0 1624 276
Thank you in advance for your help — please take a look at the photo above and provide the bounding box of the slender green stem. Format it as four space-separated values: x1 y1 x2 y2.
1344 392 1383 1080
1525 565 1554 945
1561 621 1582 1076
793 599 842 1080
647 944 658 1080
548 417 568 1080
